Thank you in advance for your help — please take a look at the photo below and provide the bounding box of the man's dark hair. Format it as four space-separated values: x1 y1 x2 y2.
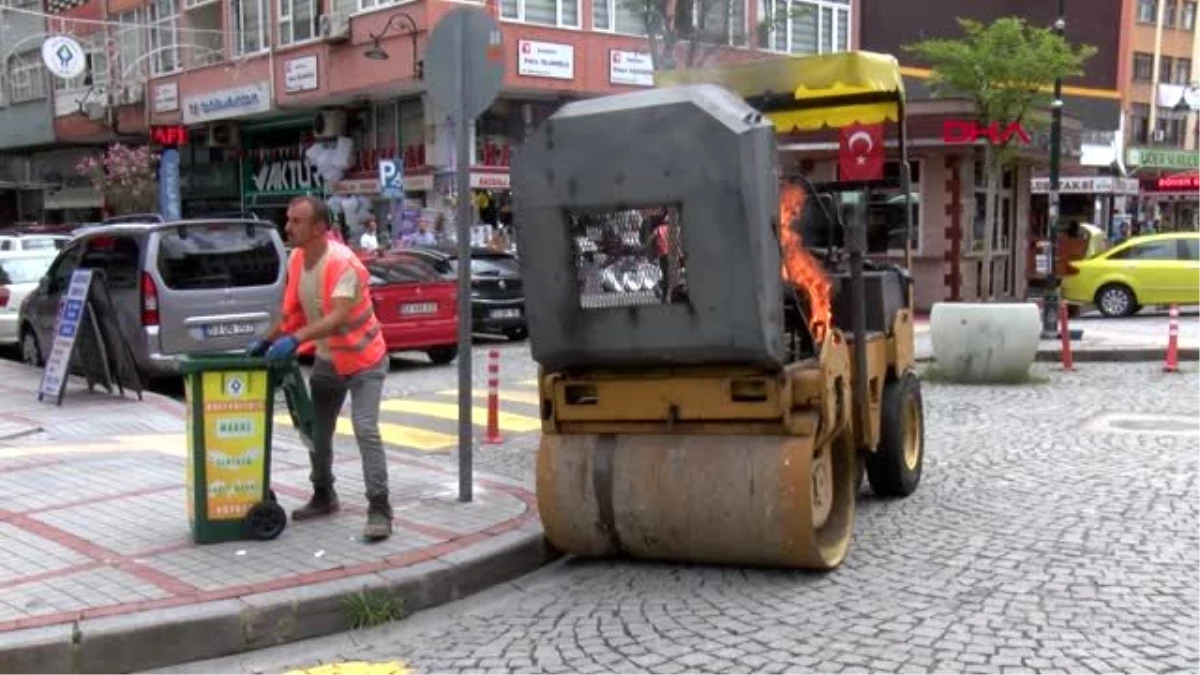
290 195 332 228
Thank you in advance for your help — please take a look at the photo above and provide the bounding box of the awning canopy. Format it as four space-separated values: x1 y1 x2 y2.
654 51 906 132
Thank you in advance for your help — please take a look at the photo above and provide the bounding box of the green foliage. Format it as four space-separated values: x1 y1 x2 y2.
343 590 406 630
904 17 1097 135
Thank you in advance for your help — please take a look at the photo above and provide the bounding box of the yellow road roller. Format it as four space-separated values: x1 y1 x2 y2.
511 51 924 570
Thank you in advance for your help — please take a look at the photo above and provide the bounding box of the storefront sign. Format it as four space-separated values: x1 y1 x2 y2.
1126 147 1200 171
183 81 272 124
38 269 92 404
158 148 182 221
943 120 1031 145
471 172 510 189
150 124 188 146
284 55 319 93
154 82 179 113
1148 174 1200 192
41 35 86 79
249 158 325 194
517 40 574 80
1030 176 1139 195
609 50 653 87
199 370 268 520
379 158 403 197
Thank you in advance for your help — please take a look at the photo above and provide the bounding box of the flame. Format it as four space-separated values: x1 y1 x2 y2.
779 182 833 344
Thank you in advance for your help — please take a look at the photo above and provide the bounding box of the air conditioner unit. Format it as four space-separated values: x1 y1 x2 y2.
83 101 107 121
318 13 351 41
121 84 145 105
207 122 240 148
313 109 347 139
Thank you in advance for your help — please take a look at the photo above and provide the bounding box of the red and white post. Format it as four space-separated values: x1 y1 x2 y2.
1164 303 1180 373
484 349 504 444
1059 299 1075 371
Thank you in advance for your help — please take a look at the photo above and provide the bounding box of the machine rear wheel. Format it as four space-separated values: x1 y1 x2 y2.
866 372 924 498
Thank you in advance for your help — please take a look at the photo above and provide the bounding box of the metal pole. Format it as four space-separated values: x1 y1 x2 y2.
454 20 474 502
1042 0 1066 337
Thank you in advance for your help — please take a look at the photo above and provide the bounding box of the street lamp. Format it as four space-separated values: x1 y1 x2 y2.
1041 0 1066 338
362 12 422 78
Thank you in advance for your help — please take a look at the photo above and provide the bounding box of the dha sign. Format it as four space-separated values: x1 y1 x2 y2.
943 120 1032 145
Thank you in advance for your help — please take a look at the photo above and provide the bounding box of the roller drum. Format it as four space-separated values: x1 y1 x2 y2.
536 433 857 570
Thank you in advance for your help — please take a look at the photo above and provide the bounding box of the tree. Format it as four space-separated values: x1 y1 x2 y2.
76 143 159 215
905 17 1096 301
625 0 804 70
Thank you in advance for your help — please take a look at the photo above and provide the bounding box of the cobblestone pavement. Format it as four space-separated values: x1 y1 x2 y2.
179 362 1200 675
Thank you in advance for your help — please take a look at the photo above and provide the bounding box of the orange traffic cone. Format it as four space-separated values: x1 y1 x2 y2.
484 349 504 444
1164 303 1180 373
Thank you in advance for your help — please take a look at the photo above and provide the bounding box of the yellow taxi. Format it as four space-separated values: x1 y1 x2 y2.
1061 231 1200 317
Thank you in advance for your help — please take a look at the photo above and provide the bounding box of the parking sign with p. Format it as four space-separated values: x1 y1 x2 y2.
379 159 403 198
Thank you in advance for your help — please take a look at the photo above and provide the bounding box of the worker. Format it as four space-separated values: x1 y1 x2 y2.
247 195 393 541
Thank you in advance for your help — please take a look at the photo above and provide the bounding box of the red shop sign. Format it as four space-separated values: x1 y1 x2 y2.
1153 174 1200 191
943 120 1031 145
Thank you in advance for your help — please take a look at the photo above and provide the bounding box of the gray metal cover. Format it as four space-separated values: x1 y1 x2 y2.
512 84 786 371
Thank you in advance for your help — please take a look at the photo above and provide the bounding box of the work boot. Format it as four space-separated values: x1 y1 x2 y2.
364 497 393 541
292 488 339 521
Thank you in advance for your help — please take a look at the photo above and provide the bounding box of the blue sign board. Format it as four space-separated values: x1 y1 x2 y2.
379 159 403 198
158 148 181 221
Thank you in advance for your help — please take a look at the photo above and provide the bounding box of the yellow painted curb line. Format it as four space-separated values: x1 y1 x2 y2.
285 660 413 674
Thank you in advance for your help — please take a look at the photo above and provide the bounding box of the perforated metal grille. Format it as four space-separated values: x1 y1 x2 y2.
567 207 686 310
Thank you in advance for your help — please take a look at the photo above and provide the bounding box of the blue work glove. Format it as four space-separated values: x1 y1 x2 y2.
246 339 271 357
265 335 300 363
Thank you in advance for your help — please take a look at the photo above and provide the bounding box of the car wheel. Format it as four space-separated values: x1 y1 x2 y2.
427 346 458 365
1095 284 1137 318
20 326 42 367
503 326 528 341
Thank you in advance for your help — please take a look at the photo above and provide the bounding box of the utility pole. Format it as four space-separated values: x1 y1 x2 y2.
1042 0 1066 337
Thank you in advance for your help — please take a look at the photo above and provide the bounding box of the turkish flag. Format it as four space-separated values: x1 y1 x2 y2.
838 123 885 182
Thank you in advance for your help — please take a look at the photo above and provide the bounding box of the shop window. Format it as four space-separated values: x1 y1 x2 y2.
233 0 268 55
971 162 1015 253
592 0 647 34
501 0 580 28
760 0 850 55
279 0 319 45
148 0 180 74
475 111 511 167
1133 53 1154 82
7 50 47 103
1138 0 1158 23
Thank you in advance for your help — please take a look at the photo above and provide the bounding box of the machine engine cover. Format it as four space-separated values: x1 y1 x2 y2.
512 85 785 371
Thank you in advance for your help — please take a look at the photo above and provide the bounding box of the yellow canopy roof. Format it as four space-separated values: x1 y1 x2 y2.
654 51 905 132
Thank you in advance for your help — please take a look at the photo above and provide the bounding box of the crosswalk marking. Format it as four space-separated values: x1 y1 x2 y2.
436 388 542 406
380 400 542 432
272 414 458 451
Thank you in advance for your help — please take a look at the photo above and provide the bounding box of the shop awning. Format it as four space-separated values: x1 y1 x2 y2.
654 51 906 132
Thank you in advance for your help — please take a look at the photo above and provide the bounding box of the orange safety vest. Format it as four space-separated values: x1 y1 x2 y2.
280 242 387 376
654 223 670 257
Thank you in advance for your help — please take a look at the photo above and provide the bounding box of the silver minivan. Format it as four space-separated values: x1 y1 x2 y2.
17 219 286 383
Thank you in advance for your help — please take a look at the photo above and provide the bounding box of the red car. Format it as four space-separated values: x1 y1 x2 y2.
362 252 459 364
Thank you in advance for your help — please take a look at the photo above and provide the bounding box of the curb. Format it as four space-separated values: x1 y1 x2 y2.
0 526 558 674
917 347 1198 364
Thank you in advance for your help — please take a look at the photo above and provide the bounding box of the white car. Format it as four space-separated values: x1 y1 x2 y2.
0 234 71 252
0 250 58 345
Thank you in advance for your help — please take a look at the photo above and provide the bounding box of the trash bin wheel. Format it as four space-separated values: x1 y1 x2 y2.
246 500 287 540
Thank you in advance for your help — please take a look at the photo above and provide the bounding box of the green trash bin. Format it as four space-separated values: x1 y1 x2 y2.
179 354 298 545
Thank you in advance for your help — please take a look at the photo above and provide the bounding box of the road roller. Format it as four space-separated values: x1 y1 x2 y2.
511 51 925 570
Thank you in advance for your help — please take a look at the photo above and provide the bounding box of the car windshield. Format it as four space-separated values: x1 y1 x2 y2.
367 257 443 285
156 222 280 290
0 255 55 285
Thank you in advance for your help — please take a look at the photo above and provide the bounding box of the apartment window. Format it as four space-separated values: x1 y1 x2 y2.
148 0 180 74
761 0 850 55
1130 102 1150 144
1160 55 1174 82
113 9 148 80
279 0 319 44
1155 110 1188 146
1183 1 1196 29
592 0 646 34
500 0 579 28
1177 58 1192 84
234 0 268 54
1134 52 1154 81
8 50 48 103
1138 0 1158 22
674 0 748 46
1165 0 1177 26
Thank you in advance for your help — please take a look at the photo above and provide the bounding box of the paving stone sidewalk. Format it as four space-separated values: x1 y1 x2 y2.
0 360 551 674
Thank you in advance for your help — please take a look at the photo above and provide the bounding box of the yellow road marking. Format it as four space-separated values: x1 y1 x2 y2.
436 388 542 406
286 661 412 675
381 399 541 432
272 414 457 451
0 434 187 459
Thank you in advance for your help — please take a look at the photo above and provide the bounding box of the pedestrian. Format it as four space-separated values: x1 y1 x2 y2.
247 195 393 541
360 216 380 252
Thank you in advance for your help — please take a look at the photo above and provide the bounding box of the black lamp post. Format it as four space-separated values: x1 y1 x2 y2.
1041 0 1066 337
363 12 421 78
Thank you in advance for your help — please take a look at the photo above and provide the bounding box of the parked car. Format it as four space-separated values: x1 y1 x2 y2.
0 234 71 252
1061 232 1200 317
0 250 58 346
18 219 287 383
400 245 527 340
361 252 459 364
